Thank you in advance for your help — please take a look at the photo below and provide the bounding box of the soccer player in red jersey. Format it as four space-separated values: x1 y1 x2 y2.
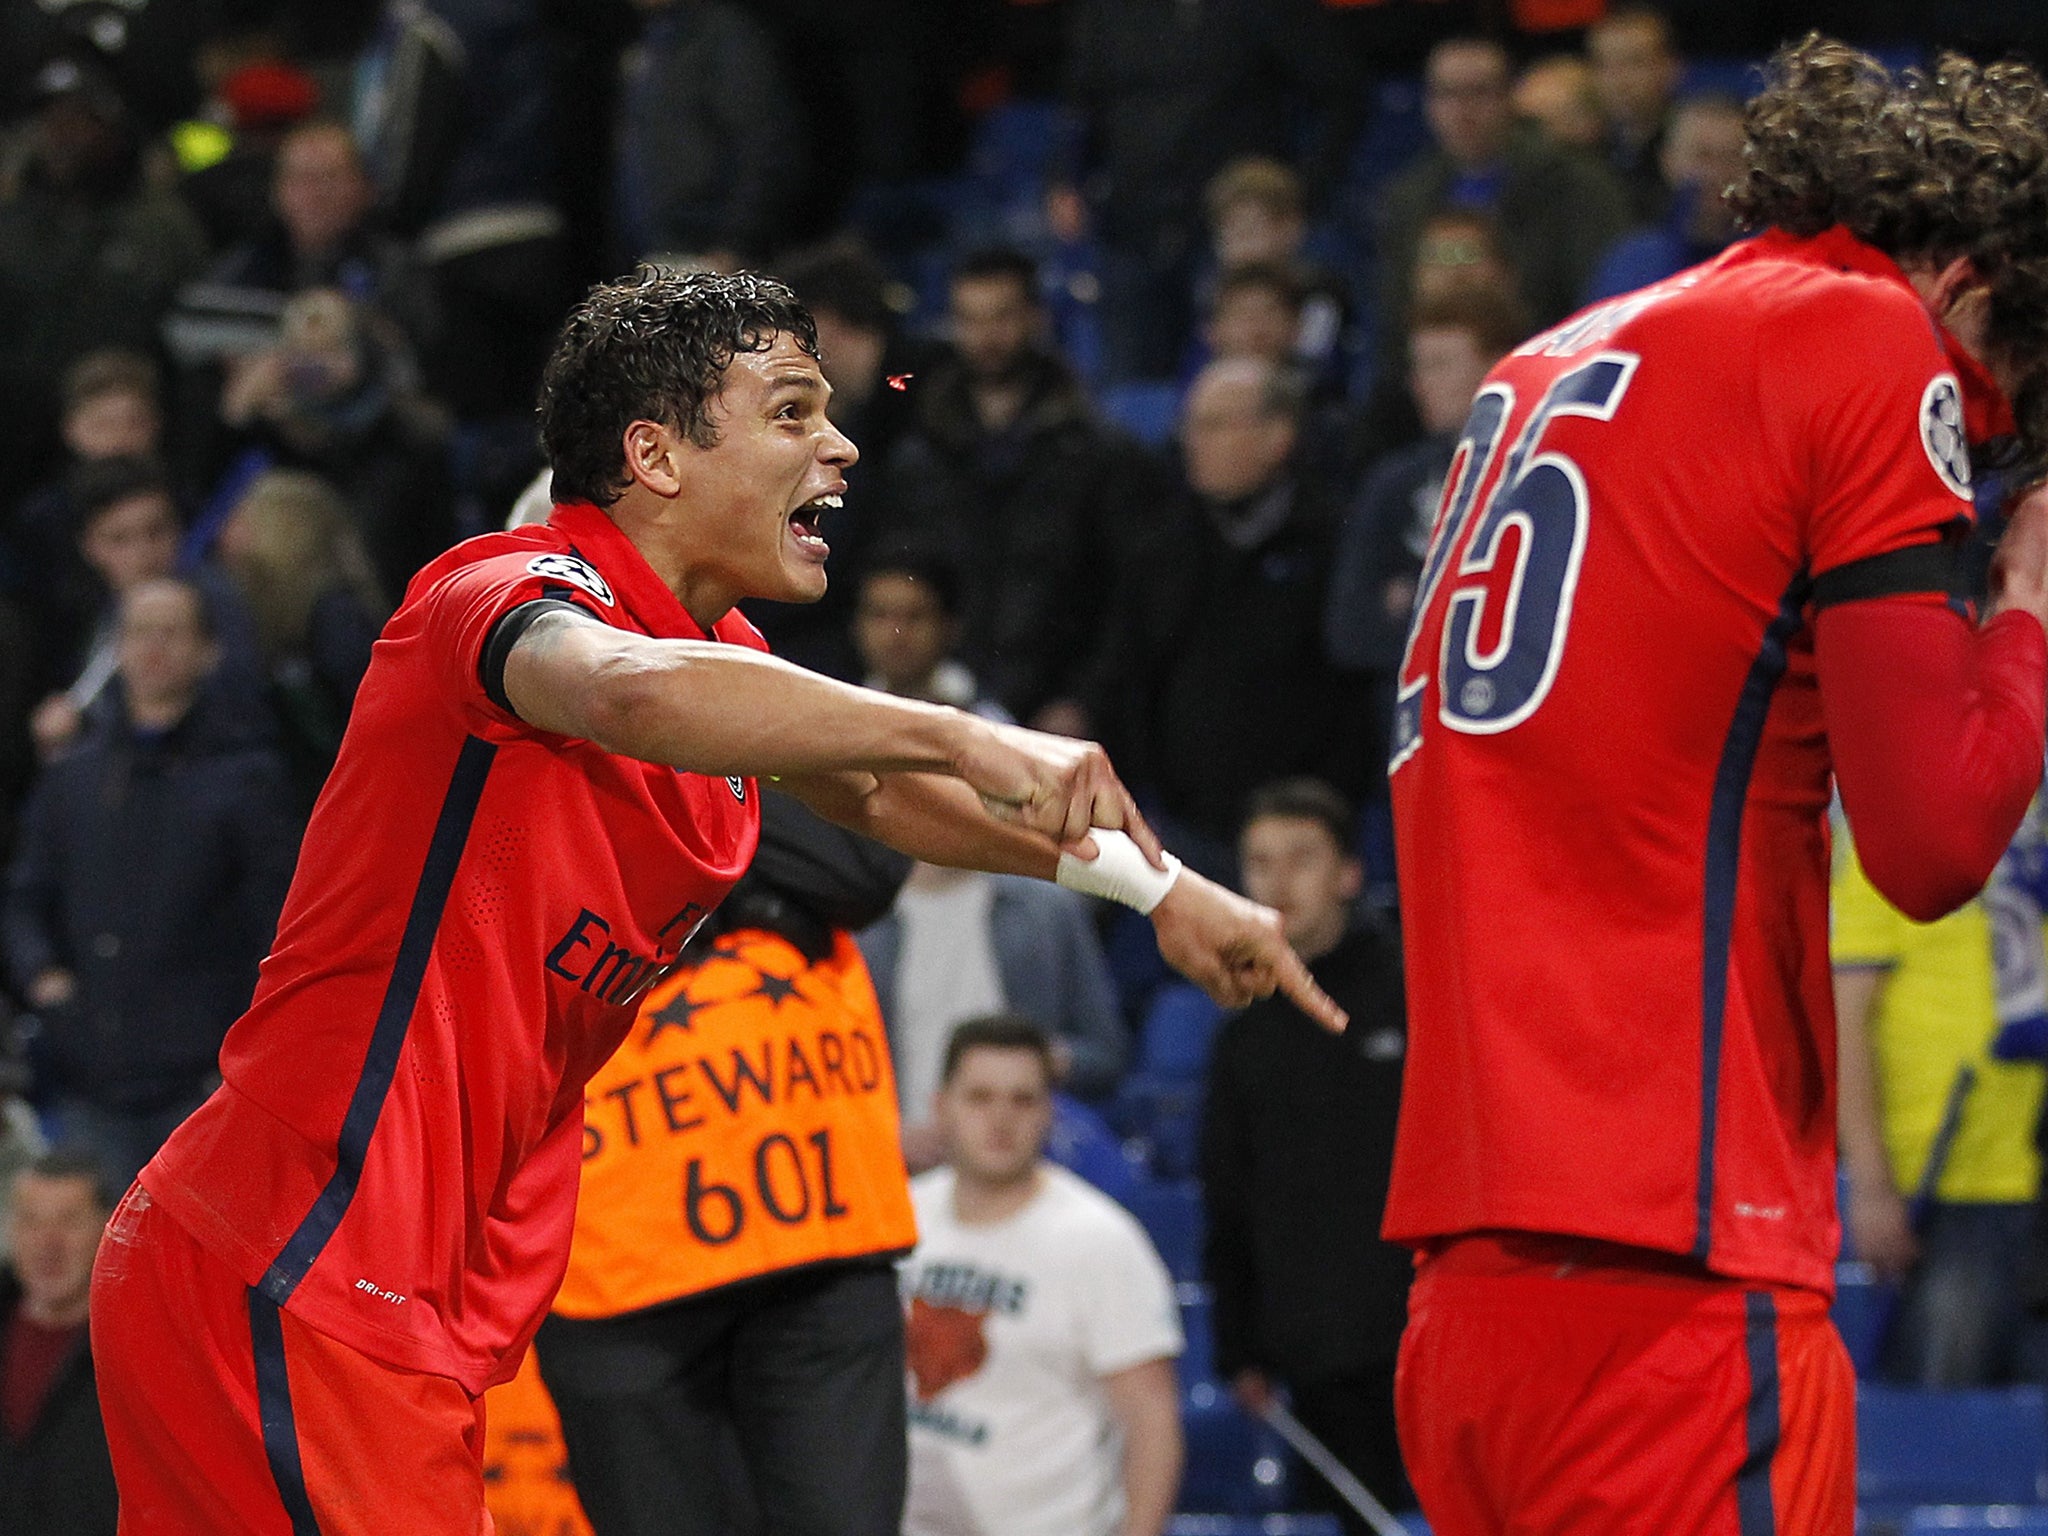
1385 38 2048 1536
86 270 1340 1534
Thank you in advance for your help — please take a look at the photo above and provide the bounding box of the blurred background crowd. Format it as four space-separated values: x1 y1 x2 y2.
0 2 2046 1534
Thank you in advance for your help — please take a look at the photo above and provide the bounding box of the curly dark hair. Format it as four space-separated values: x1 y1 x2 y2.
537 267 821 507
1731 35 2048 478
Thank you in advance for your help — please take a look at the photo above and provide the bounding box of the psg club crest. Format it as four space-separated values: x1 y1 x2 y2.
1920 374 1972 499
526 553 616 607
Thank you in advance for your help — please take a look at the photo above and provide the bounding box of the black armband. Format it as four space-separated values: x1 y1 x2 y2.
1810 542 1964 611
479 598 592 716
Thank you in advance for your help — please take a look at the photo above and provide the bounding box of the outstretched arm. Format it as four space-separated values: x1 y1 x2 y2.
503 609 1343 1028
501 607 1156 856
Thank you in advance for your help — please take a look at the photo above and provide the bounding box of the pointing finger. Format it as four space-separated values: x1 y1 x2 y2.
1273 945 1348 1033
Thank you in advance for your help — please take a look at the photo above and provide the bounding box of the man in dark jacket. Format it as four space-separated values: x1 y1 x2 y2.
3 578 299 1187
1379 37 1629 336
0 57 207 511
881 248 1166 731
0 1150 117 1536
1200 779 1411 1528
1090 357 1367 877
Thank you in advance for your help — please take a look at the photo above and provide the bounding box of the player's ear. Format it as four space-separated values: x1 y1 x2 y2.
621 419 684 498
1930 256 1988 315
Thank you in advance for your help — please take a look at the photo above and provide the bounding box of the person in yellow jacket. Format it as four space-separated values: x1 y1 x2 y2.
533 789 918 1536
1832 828 2048 1385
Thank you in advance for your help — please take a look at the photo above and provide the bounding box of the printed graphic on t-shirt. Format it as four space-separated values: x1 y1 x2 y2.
903 1262 1030 1444
907 1298 987 1401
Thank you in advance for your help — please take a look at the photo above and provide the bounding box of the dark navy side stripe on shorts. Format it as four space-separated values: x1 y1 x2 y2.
260 734 499 1302
248 1289 323 1535
1694 574 1810 1258
1737 1290 1782 1535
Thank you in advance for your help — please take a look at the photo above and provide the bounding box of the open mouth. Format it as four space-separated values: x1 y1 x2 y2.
788 493 840 552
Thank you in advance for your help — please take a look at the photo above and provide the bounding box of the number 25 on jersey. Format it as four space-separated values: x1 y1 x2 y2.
1390 350 1640 770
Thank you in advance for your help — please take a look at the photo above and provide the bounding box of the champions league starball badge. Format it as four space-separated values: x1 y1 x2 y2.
527 554 616 607
1921 373 1972 499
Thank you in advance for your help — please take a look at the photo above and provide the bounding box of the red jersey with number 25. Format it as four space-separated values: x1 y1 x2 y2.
143 501 762 1393
1384 228 1988 1295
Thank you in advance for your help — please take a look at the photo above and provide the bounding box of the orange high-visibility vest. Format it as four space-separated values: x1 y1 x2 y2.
554 928 918 1318
479 1351 594 1536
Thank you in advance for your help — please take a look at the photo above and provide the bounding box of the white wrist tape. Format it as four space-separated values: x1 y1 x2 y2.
1056 829 1183 914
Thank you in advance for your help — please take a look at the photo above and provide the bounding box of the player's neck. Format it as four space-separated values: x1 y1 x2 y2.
950 1161 1045 1226
605 488 739 630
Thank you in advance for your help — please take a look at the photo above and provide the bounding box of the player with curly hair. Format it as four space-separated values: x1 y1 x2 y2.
83 267 1341 1533
1385 35 2048 1536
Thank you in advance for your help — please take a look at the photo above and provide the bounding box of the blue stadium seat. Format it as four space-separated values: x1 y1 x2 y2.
1142 983 1229 1079
1166 1518 1344 1536
1099 381 1183 447
1831 1262 1892 1376
1677 57 1761 101
1047 1093 1142 1204
966 99 1061 201
1179 1283 1216 1388
1859 1385 2048 1511
1111 1074 1206 1178
1903 1508 2048 1534
1124 1178 1206 1284
1178 1392 1291 1514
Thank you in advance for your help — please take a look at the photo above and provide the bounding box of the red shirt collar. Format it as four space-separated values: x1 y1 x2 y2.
545 501 713 641
1732 225 2017 441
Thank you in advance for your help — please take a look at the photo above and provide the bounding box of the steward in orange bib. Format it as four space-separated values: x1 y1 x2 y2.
534 790 917 1536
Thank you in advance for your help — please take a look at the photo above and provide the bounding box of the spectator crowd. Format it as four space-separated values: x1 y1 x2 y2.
0 2 2044 1534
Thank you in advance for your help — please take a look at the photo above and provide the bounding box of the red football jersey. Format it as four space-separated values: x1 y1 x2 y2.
144 502 763 1392
1384 228 1991 1294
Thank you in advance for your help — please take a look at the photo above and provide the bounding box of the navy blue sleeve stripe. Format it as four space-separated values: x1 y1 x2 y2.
1695 573 1810 1259
1736 1291 1782 1535
260 734 498 1303
248 1289 324 1534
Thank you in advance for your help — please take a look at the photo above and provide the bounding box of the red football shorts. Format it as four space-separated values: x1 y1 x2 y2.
90 1182 495 1535
1396 1233 1854 1536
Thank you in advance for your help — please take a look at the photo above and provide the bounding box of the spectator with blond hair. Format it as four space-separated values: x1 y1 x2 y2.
213 469 387 798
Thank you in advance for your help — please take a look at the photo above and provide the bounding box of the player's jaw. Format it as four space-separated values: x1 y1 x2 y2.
738 477 839 608
781 483 842 582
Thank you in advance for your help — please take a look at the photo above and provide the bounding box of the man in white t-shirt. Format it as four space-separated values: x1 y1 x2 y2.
901 1016 1184 1536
